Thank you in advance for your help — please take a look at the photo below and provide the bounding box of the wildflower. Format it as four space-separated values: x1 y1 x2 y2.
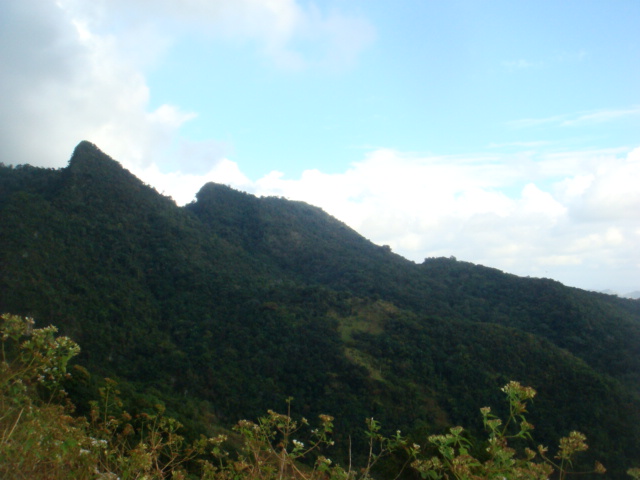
520 420 534 431
210 434 228 444
501 381 536 400
486 419 502 430
594 461 606 474
557 431 588 460
90 437 108 449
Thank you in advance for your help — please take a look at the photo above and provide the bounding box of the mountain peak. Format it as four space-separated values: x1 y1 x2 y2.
73 140 103 155
59 142 162 210
194 182 257 205
67 141 126 176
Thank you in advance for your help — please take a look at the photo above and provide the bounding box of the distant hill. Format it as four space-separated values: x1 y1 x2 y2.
597 289 640 299
1 141 639 476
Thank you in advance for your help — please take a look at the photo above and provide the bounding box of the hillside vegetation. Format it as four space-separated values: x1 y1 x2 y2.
1 141 639 476
2 313 638 479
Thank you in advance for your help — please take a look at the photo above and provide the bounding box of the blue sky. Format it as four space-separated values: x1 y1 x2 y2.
145 0 638 178
1 0 639 293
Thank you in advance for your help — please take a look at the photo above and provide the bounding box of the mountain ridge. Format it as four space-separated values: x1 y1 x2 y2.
1 142 639 475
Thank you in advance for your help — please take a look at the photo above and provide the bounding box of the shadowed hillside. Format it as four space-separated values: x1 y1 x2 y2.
1 141 639 476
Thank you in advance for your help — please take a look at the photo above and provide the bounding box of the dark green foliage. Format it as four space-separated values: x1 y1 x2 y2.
1 141 639 477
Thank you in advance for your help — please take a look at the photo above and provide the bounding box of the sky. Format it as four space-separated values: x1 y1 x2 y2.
1 0 639 294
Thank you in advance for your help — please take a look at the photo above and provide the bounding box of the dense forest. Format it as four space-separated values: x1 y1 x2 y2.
1 141 639 477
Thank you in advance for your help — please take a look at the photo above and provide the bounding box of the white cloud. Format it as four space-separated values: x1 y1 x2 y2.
502 59 543 70
507 114 568 129
554 147 640 221
132 157 252 205
0 0 373 171
509 106 640 130
488 141 553 149
519 183 566 219
0 0 194 170
61 0 374 70
502 49 587 72
560 106 640 126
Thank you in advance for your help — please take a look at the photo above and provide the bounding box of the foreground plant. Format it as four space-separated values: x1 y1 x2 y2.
0 314 637 479
0 313 95 478
0 313 211 479
411 381 606 480
200 398 414 480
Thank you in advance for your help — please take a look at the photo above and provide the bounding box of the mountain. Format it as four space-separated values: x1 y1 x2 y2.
598 289 640 300
1 141 639 476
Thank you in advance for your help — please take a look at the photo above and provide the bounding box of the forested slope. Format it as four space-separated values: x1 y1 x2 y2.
1 141 639 476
